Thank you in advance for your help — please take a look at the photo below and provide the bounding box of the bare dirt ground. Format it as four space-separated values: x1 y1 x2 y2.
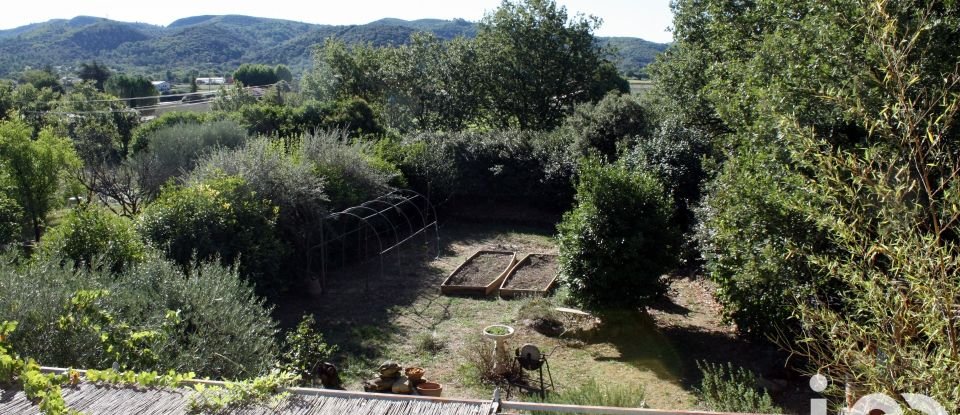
444 251 514 286
503 254 557 290
274 219 810 413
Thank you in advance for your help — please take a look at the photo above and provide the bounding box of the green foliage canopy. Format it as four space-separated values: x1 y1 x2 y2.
233 63 279 87
38 205 146 274
137 176 286 294
476 0 610 130
0 120 80 241
557 159 679 309
105 74 159 108
78 61 112 91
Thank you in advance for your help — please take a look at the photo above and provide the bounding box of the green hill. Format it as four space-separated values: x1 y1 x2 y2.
601 37 670 77
0 15 668 78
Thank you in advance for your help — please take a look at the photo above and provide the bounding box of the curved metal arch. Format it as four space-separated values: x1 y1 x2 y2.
312 188 442 293
363 198 415 244
393 188 440 258
384 192 427 231
329 211 385 289
378 191 436 258
345 204 401 248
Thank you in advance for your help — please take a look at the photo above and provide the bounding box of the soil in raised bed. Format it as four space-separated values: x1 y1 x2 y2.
445 252 513 286
504 254 558 290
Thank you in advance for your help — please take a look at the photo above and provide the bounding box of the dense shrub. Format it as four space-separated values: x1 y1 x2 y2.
381 130 577 209
695 143 825 337
237 103 296 137
233 63 280 87
191 136 328 277
38 205 145 273
0 121 81 241
298 131 397 209
559 92 652 161
557 159 679 309
189 131 401 283
137 176 287 294
317 97 381 136
695 361 780 413
129 119 248 197
625 117 712 232
237 98 382 138
191 137 328 227
0 252 278 379
130 111 221 154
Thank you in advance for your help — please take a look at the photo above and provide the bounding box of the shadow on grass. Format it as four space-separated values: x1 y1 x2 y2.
570 308 809 412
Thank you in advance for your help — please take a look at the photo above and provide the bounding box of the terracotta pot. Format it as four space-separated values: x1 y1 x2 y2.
416 382 443 397
405 367 425 381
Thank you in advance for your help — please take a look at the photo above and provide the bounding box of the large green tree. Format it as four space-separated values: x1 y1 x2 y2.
303 0 624 132
476 0 614 130
11 84 59 135
661 0 960 406
77 61 111 92
0 81 13 120
0 120 80 241
233 63 279 87
50 82 140 163
304 40 388 104
384 33 486 131
19 67 63 94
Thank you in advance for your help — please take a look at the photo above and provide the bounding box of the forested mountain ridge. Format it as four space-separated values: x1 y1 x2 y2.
0 15 666 78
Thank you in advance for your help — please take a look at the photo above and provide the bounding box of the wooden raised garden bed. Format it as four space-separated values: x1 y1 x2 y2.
441 250 517 296
499 253 559 299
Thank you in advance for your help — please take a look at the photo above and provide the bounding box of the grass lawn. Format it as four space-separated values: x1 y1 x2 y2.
274 219 805 412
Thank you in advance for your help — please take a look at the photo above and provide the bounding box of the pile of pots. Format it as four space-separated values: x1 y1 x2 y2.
362 361 443 396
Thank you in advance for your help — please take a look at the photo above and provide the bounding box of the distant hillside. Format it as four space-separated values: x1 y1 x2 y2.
0 15 667 79
601 37 670 77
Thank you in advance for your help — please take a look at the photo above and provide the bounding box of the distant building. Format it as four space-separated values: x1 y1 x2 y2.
195 77 225 85
151 81 171 93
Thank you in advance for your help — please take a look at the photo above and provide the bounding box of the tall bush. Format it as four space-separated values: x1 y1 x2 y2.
137 176 286 294
695 142 825 337
130 111 221 154
626 117 711 232
383 130 577 210
780 2 960 407
129 119 248 197
38 205 145 273
560 92 652 161
297 130 397 209
557 159 679 309
191 137 328 277
661 0 960 405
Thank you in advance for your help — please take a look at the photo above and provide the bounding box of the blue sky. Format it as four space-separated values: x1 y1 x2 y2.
0 0 674 43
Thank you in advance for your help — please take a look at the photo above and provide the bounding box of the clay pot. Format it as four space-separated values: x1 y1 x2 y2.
416 382 443 397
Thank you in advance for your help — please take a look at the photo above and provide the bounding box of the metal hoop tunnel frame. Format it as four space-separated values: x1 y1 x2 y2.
309 189 440 292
